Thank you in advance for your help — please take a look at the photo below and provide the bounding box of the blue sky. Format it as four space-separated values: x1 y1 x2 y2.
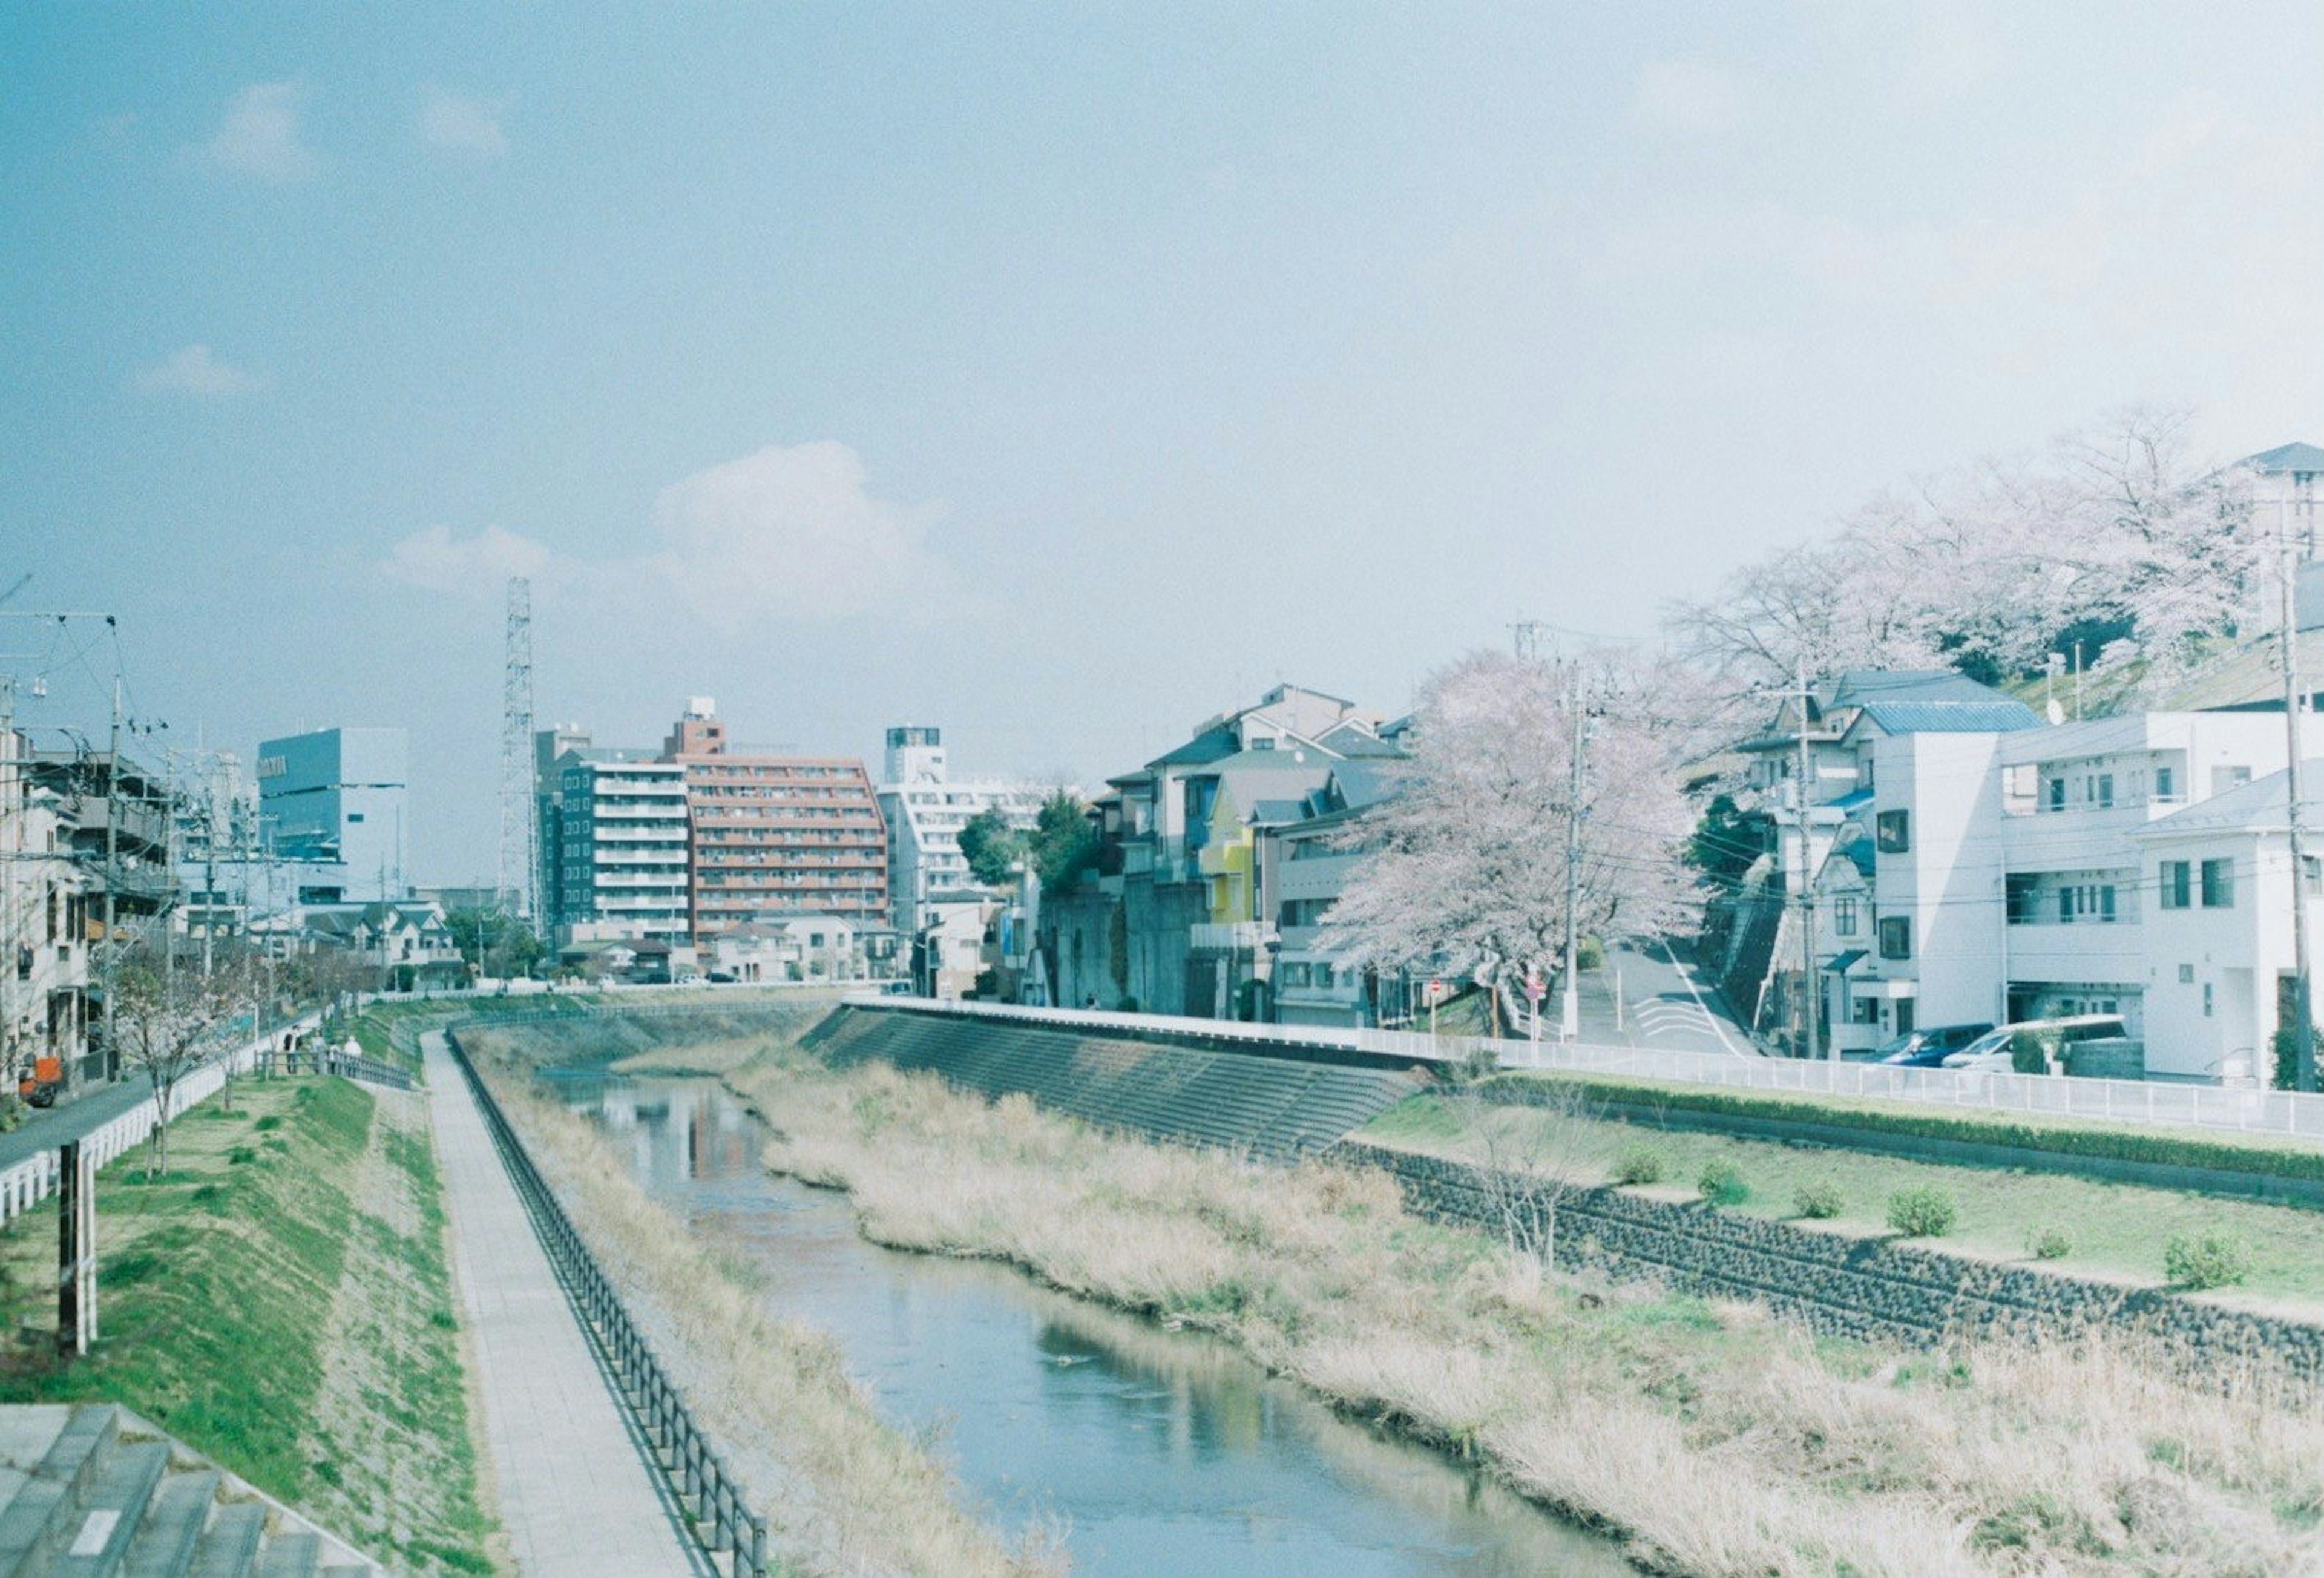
9 4 2324 880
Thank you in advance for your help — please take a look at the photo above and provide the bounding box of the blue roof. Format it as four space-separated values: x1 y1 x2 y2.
1857 699 2042 734
2245 441 2324 475
1839 837 1876 879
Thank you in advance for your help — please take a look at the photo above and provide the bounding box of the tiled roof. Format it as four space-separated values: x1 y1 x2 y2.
1856 699 2043 734
2244 441 2324 475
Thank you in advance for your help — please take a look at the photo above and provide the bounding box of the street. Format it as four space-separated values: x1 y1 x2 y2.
1568 937 1757 1056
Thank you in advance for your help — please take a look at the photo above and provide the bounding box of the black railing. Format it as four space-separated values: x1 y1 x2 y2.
261 1048 418 1090
444 1027 768 1577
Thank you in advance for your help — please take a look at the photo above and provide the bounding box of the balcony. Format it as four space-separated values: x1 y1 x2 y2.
1189 922 1273 953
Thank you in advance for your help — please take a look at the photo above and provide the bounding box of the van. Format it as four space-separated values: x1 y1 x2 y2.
1940 1015 2130 1074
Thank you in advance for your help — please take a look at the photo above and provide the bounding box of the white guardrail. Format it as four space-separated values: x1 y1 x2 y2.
844 993 2324 1147
0 1013 324 1230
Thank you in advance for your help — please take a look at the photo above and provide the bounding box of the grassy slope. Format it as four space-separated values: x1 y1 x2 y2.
0 1079 499 1577
1366 1095 2324 1310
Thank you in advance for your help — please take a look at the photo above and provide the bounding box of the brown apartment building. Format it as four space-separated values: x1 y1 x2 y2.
658 700 888 939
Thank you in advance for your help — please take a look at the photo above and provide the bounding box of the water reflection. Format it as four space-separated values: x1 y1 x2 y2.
561 1071 1636 1578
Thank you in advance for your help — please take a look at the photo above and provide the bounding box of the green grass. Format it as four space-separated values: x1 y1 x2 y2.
1366 1093 2324 1312
1477 1070 2324 1186
0 1078 499 1576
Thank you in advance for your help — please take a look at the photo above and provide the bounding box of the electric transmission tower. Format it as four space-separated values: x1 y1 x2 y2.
497 577 537 921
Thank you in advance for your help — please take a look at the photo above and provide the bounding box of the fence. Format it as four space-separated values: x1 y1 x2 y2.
0 1013 325 1231
442 1027 767 1577
261 1047 417 1090
842 993 2324 1146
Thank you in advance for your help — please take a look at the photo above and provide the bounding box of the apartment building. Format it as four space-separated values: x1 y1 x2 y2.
875 724 1045 936
660 700 887 939
550 754 691 947
1813 709 2320 1080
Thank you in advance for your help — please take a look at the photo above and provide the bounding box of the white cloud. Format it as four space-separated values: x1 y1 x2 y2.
419 90 510 160
131 344 267 398
195 80 320 183
382 441 956 630
1630 58 1756 137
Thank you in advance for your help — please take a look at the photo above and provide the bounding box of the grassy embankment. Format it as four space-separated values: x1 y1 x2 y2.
0 1076 501 1577
1370 1089 2324 1310
723 1034 2324 1578
456 1023 1060 1578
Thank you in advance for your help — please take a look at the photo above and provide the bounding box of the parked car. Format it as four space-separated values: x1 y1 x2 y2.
675 972 706 987
706 969 737 984
1874 1024 1994 1067
1942 1015 2130 1074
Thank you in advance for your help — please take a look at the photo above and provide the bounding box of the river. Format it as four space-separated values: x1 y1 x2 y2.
566 1073 1638 1578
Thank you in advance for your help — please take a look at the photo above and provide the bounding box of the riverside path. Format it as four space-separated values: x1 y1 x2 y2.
422 1033 703 1578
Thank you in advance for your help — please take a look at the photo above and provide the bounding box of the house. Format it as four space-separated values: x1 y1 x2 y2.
709 913 864 984
251 899 468 990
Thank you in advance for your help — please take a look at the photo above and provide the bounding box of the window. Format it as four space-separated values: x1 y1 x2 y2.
2155 766 2175 800
1833 898 1857 937
2201 858 2235 907
2094 774 2113 809
2160 861 2191 909
2213 766 2252 797
1279 962 1312 989
2306 856 2322 898
2203 982 2214 1017
1850 998 1880 1025
1877 916 1912 960
2006 873 2040 923
1876 809 1910 853
2047 778 2066 811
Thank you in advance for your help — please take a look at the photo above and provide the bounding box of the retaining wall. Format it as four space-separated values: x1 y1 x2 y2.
803 1004 1423 1160
1345 1142 2324 1386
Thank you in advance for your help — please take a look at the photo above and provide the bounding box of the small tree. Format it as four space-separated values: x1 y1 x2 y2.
108 951 240 1180
1452 1080 1601 1281
957 808 1028 887
1030 790 1100 893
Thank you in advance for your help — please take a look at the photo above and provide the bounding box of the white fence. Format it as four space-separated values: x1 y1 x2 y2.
0 1013 324 1231
844 994 2324 1147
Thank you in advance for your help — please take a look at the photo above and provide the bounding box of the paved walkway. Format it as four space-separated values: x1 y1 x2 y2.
422 1034 702 1578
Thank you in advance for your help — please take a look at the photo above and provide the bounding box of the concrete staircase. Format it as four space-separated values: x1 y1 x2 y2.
0 1407 381 1578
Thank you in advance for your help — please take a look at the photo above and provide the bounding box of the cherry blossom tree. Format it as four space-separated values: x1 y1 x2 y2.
1323 649 1699 1030
107 948 243 1179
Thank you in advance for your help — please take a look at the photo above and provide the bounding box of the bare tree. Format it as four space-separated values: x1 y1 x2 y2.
107 948 239 1180
1324 648 1699 1027
1449 1079 1601 1282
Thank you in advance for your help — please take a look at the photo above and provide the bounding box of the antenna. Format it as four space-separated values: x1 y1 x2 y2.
497 578 537 921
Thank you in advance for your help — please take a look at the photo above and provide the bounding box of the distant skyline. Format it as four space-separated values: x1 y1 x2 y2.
10 5 2324 880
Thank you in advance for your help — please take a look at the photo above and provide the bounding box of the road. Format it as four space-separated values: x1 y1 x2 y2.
1569 938 1758 1056
0 1073 153 1174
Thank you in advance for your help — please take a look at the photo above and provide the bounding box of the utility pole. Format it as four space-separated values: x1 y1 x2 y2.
1561 667 1585 1041
100 677 121 1082
2279 501 2317 1093
1793 657 1822 1063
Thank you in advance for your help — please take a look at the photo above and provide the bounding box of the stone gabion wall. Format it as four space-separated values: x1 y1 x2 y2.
1341 1142 2324 1387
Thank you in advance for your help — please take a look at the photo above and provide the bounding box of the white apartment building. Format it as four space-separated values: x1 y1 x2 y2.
875 725 1046 938
552 755 692 947
1814 709 2321 1080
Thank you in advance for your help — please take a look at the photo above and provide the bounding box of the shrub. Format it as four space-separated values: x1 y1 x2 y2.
2026 1227 2072 1260
1793 1180 1843 1220
1612 1146 1665 1186
2164 1233 2251 1290
1697 1159 1749 1206
1886 1186 1957 1238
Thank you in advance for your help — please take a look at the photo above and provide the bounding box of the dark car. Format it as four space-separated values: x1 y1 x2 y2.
1876 1023 1994 1067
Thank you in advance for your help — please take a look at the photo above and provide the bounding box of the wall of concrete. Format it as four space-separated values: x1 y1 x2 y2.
1346 1142 2324 1385
804 1004 1420 1160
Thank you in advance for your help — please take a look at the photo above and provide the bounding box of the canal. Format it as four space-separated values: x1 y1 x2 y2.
572 1074 1638 1578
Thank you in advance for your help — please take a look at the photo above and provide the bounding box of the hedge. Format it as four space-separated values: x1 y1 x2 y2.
1476 1073 2324 1186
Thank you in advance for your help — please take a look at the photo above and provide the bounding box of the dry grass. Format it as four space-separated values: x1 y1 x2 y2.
464 1040 1061 1578
729 1044 2324 1578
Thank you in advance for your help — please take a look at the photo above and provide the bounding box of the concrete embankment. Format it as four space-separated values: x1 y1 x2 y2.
802 1003 1423 1159
1348 1141 2324 1384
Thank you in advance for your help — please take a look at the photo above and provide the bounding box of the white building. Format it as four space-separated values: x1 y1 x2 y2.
711 914 862 983
551 754 692 947
875 725 1046 937
1813 708 2320 1080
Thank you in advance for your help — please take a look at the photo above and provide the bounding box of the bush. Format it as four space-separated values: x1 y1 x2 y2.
1886 1186 1957 1238
2164 1233 2251 1290
1793 1180 1843 1220
1612 1146 1665 1186
1697 1159 1749 1206
2026 1227 2072 1260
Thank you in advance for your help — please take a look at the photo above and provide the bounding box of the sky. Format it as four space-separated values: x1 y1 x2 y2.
8 4 2324 881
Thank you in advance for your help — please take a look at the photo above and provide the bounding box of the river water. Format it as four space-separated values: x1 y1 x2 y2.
568 1073 1636 1578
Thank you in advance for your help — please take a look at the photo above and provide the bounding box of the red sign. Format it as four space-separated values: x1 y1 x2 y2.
1423 979 1451 1005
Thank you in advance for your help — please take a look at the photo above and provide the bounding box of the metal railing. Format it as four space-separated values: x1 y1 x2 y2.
442 1027 767 1577
260 1047 417 1090
0 1011 326 1230
845 993 2324 1146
